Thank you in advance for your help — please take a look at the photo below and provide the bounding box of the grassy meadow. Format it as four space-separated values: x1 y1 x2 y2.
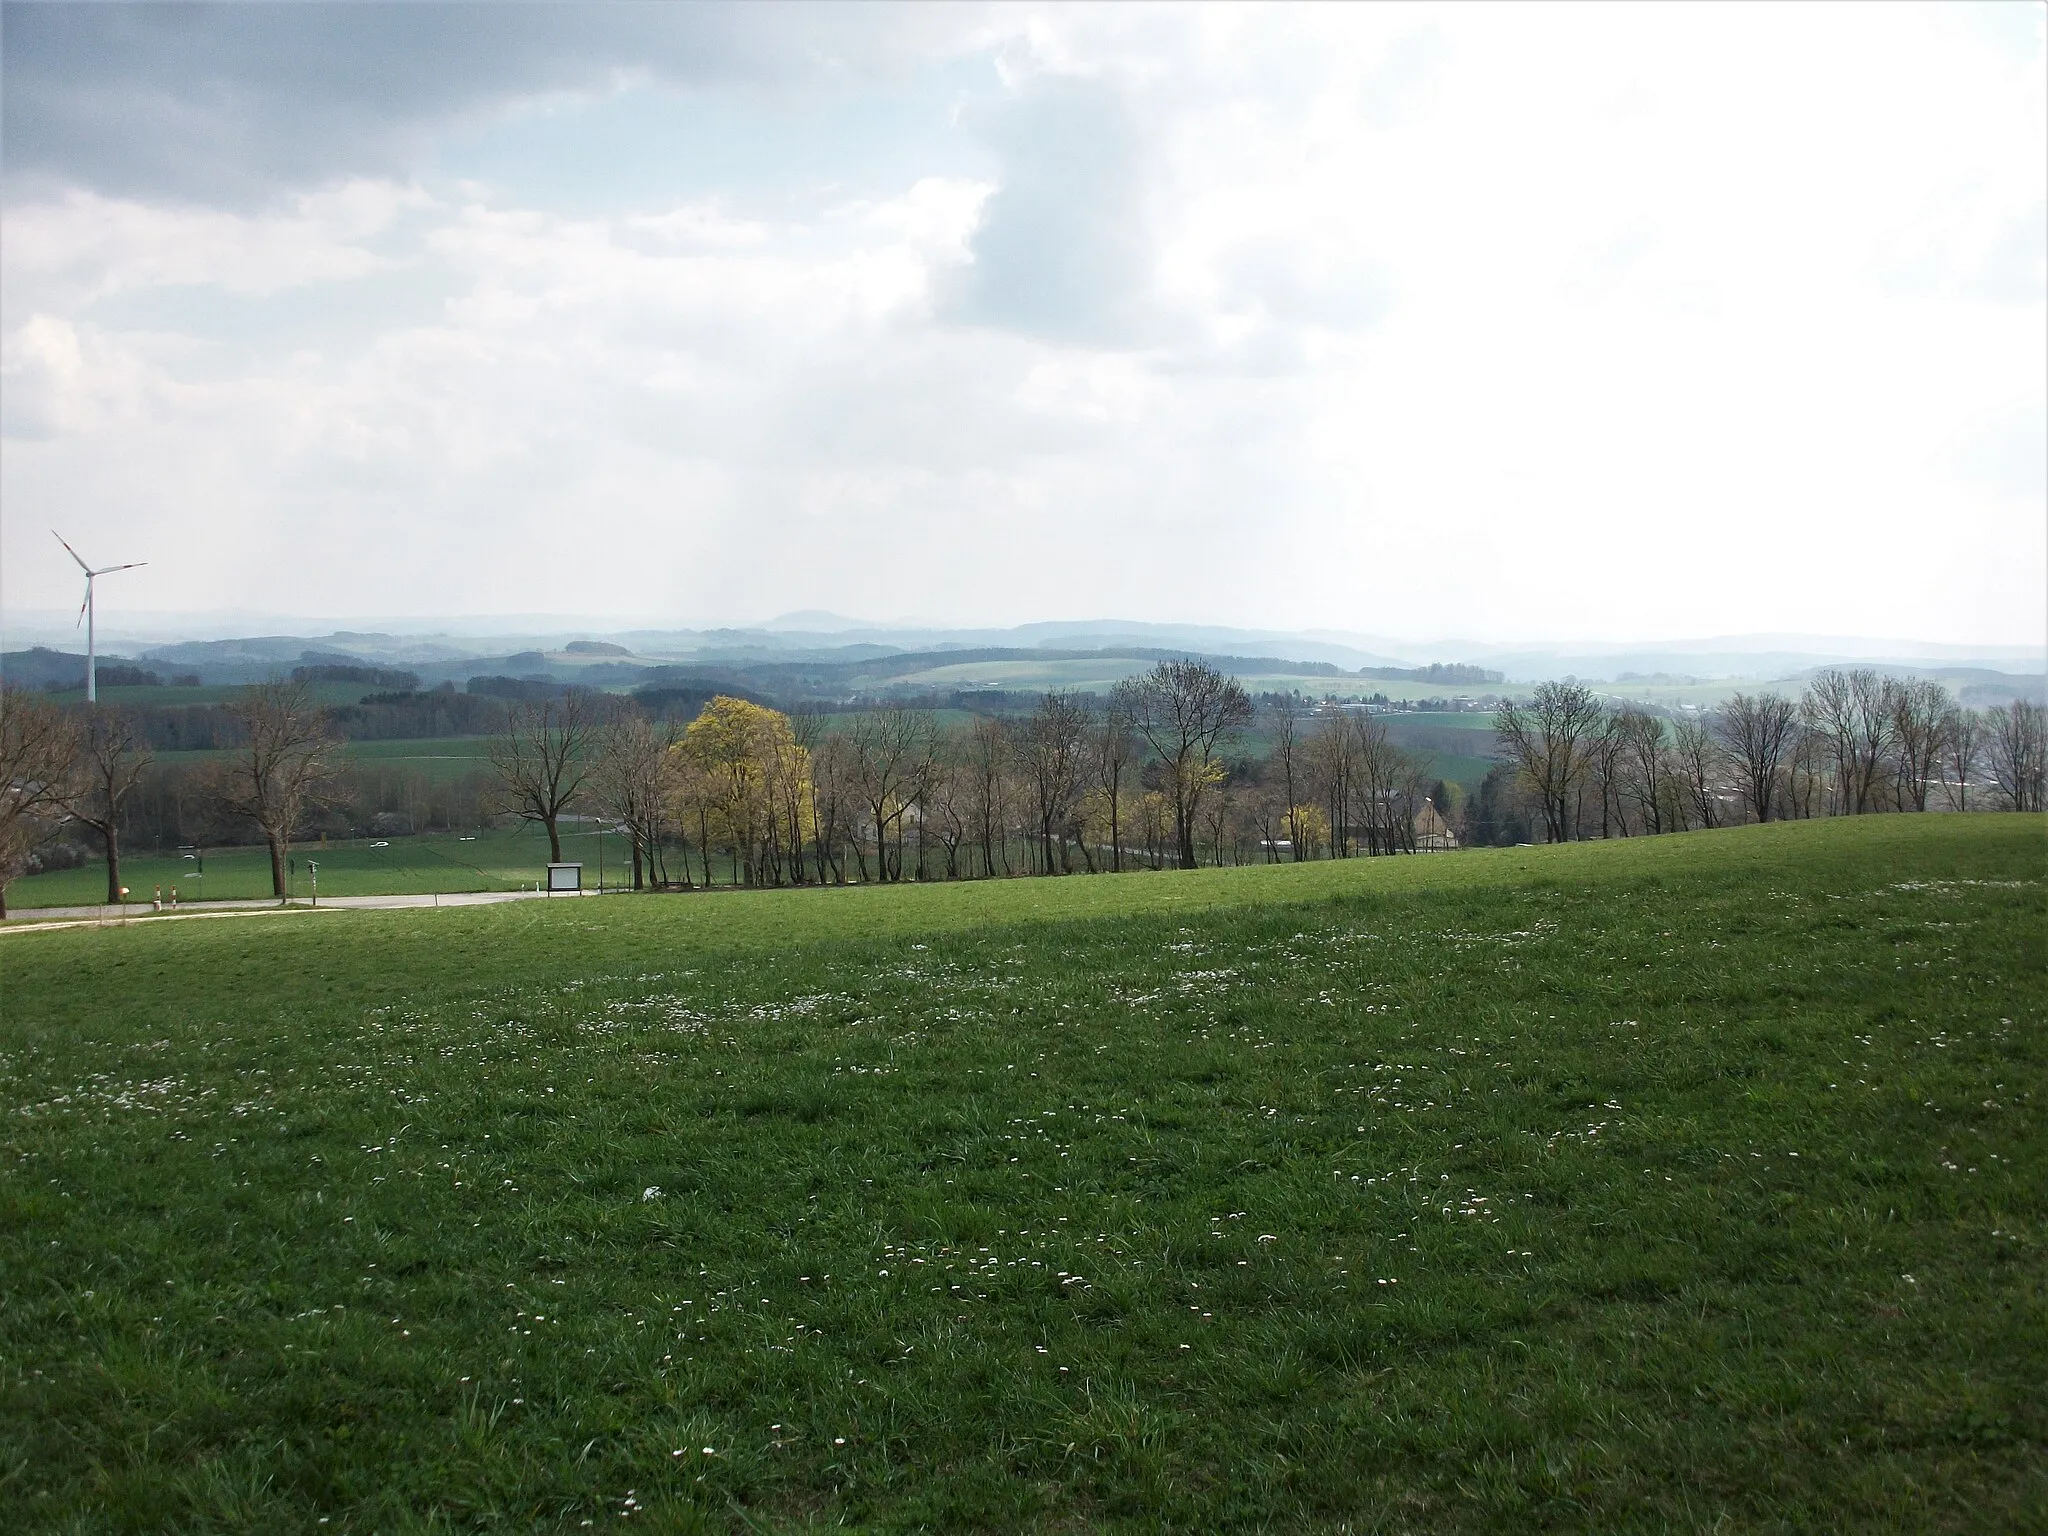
336 737 500 779
2 816 2043 1531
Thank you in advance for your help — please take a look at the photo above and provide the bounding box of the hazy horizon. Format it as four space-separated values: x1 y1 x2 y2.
4 3 2043 645
3 606 2041 676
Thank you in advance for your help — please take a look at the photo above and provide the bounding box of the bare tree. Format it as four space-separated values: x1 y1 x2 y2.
1127 660 1251 868
1307 711 1361 856
1267 702 1310 859
788 706 830 884
1712 691 1797 824
1348 713 1420 854
909 722 944 882
1938 706 1981 812
1495 682 1605 842
807 730 859 883
488 690 602 862
1018 690 1092 873
1199 775 1235 866
1888 679 1951 813
964 713 1012 877
218 678 341 898
849 706 932 881
1802 669 1895 814
924 727 974 879
1249 785 1287 862
1610 707 1669 835
1587 712 1628 837
1132 789 1173 869
1988 700 2046 812
0 685 81 918
58 707 154 904
1093 682 1142 872
590 710 682 888
1669 714 1722 829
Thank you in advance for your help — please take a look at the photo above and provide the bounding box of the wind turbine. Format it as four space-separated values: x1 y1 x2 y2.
53 531 147 703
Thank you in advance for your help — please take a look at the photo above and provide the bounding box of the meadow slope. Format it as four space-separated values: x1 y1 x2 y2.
2 816 2043 1532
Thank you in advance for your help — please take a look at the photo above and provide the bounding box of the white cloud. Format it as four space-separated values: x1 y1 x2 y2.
0 182 428 310
1 2 2041 645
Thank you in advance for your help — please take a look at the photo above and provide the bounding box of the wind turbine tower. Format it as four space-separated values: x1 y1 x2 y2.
53 531 147 704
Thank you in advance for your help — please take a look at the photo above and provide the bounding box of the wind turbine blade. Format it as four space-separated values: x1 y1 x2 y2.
95 561 148 574
52 530 92 572
77 582 91 628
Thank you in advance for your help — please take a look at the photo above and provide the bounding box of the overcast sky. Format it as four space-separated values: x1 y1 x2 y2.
2 1 2042 644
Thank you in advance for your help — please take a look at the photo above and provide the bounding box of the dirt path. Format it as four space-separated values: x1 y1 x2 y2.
0 887 605 934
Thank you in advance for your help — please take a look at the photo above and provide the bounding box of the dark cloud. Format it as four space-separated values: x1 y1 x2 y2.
939 74 1159 346
1 1 979 206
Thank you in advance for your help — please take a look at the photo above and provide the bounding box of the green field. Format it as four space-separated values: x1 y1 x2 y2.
1384 711 1500 732
340 736 499 779
6 824 625 909
1414 751 1497 792
2 817 2043 1531
127 736 499 784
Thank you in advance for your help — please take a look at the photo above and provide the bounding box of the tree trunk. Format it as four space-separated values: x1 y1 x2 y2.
103 825 122 905
544 815 563 863
631 839 644 890
268 833 288 899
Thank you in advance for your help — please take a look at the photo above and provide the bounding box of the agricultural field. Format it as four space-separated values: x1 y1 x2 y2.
1410 751 1497 794
1380 711 1499 732
2 816 2043 1531
341 736 499 780
5 825 612 909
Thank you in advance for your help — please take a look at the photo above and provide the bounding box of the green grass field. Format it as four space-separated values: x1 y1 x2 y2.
1384 711 1500 732
6 824 625 909
339 737 499 777
1414 752 1496 793
128 736 498 785
2 816 2043 1531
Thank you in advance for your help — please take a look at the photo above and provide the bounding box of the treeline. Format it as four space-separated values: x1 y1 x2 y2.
0 677 447 911
290 663 420 690
1472 670 2045 846
11 659 2035 916
1360 662 1502 685
90 677 621 751
486 660 1454 892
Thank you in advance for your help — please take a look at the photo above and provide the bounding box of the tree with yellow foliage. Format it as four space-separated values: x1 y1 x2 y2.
675 696 813 886
1285 802 1330 860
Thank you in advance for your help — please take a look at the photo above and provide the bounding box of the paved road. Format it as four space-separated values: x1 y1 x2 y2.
1 887 608 932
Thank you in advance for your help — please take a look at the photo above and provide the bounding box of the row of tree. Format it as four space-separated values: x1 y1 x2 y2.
488 661 1465 890
489 660 1269 888
1 677 343 914
8 659 2038 913
1490 671 2044 843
